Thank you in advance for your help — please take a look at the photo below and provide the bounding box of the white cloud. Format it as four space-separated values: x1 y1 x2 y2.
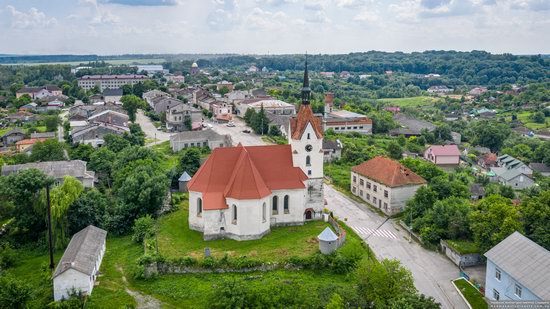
306 10 331 23
5 5 57 29
353 9 379 22
304 0 327 11
334 0 367 8
244 7 288 29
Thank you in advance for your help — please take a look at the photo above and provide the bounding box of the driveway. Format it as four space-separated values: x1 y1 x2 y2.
324 185 467 309
136 110 172 146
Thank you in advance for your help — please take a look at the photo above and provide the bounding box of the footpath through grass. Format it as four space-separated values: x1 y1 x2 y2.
453 278 488 309
157 201 331 261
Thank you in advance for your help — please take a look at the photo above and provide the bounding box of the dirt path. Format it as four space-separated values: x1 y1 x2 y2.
117 265 163 309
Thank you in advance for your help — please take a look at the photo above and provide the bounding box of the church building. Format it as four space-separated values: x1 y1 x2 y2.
187 59 325 240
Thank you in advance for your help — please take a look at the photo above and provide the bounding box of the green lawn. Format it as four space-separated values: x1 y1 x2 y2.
377 96 440 107
454 278 488 309
157 200 331 261
152 141 179 172
446 239 479 255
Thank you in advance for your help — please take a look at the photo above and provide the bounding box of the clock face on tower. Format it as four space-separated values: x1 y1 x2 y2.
305 144 313 152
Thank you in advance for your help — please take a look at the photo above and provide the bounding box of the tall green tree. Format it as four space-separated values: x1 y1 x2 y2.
520 191 550 250
469 195 523 253
68 189 108 234
121 94 145 122
43 115 61 132
50 176 84 249
0 275 32 309
29 139 65 162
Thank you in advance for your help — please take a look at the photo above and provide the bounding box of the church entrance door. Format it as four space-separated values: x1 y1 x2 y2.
305 209 313 220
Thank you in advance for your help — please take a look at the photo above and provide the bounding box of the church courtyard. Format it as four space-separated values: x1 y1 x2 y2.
157 197 334 262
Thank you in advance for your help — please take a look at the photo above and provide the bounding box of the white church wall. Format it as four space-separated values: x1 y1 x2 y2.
188 191 204 232
269 188 306 226
291 122 324 179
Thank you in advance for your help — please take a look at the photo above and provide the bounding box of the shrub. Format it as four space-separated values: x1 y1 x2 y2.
132 215 155 243
0 275 33 309
0 242 16 270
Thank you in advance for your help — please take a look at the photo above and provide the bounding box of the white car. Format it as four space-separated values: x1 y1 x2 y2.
226 122 236 127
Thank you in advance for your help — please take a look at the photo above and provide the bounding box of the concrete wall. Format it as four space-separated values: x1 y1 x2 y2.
171 137 226 152
54 269 91 301
440 240 482 267
485 259 541 301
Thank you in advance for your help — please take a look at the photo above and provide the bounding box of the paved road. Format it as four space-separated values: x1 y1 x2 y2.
324 185 467 309
136 110 172 146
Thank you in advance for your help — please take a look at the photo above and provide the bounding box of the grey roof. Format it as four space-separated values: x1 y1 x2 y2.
30 132 56 139
392 114 436 135
323 139 342 150
102 88 123 96
178 171 192 182
53 225 107 278
170 129 226 142
529 163 550 173
1 160 95 180
317 227 338 242
1 128 25 138
484 231 550 300
497 168 531 181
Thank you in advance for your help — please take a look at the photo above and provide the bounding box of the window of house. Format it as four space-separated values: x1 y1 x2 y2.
353 126 357 129
373 197 377 204
353 176 357 183
262 202 266 222
493 289 500 301
360 179 364 186
197 198 202 217
367 182 371 189
190 143 194 147
360 190 363 196
384 190 388 198
352 187 356 193
495 269 501 281
515 284 522 298
284 195 289 214
373 185 378 192
367 193 370 200
272 196 278 215
306 156 311 166
308 170 312 176
384 202 388 210
232 204 237 224
307 133 311 139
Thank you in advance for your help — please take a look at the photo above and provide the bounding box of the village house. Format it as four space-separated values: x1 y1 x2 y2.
87 109 129 127
1 160 95 187
484 231 550 302
390 114 436 137
469 86 488 96
170 129 232 152
211 101 233 123
149 96 184 115
427 85 454 95
216 81 234 92
266 113 291 137
30 132 56 139
187 61 325 240
102 88 123 103
165 103 203 132
0 128 25 146
53 225 107 301
351 156 427 215
424 145 461 168
77 74 149 91
71 122 130 147
16 85 62 99
15 137 48 152
6 111 38 123
165 74 185 84
478 153 498 169
322 139 343 162
489 155 535 189
529 162 550 177
143 89 171 108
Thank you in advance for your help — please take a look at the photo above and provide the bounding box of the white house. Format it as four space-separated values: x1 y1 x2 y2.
484 231 550 302
424 144 461 167
187 61 325 240
170 129 232 152
351 156 427 215
53 226 107 301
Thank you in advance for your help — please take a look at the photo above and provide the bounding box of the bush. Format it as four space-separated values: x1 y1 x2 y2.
0 242 16 270
0 275 33 309
131 215 155 243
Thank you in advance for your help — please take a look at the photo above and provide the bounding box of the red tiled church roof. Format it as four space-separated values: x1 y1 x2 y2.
290 104 323 140
188 144 308 210
352 156 427 188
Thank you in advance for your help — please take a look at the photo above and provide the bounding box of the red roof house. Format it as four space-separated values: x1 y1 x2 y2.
424 144 460 167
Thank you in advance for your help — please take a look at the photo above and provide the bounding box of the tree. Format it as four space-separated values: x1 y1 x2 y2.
388 294 441 309
50 176 84 249
532 111 545 124
184 115 192 131
429 175 469 200
369 111 396 134
400 157 445 182
0 275 32 309
43 115 61 132
103 133 131 153
469 195 523 253
471 121 511 152
387 141 403 160
121 94 145 122
124 123 145 146
178 147 202 176
520 190 550 250
433 125 452 142
68 189 108 234
132 215 155 243
325 293 345 309
268 125 281 136
89 147 116 187
68 143 94 162
0 169 48 242
29 139 65 162
243 108 256 126
219 86 230 96
356 258 416 308
250 105 269 134
415 197 472 243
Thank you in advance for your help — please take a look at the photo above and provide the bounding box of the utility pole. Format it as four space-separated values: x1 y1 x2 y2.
46 184 55 270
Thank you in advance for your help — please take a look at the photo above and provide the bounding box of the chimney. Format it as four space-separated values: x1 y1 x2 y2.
324 92 334 106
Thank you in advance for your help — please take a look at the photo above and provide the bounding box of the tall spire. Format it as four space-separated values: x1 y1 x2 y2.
301 54 311 105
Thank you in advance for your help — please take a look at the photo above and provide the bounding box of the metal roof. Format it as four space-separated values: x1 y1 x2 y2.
178 171 192 182
485 232 550 299
53 225 107 278
318 227 338 242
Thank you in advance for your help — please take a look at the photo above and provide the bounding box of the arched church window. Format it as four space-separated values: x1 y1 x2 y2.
232 204 237 224
262 202 266 222
284 195 289 214
307 133 311 139
272 196 278 214
306 155 311 166
197 198 202 216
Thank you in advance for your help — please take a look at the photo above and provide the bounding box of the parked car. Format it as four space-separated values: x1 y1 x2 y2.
242 129 251 133
226 122 236 127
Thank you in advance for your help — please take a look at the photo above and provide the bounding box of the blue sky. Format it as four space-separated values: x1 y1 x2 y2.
0 0 548 55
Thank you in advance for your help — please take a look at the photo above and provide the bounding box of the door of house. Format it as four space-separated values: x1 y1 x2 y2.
305 210 312 220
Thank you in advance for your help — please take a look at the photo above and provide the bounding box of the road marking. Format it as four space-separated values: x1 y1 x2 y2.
350 225 397 240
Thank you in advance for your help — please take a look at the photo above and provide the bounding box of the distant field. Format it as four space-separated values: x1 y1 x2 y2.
0 58 166 66
377 96 440 107
503 111 550 129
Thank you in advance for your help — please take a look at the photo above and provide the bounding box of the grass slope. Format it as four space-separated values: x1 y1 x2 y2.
157 201 330 261
377 96 440 107
453 278 488 309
